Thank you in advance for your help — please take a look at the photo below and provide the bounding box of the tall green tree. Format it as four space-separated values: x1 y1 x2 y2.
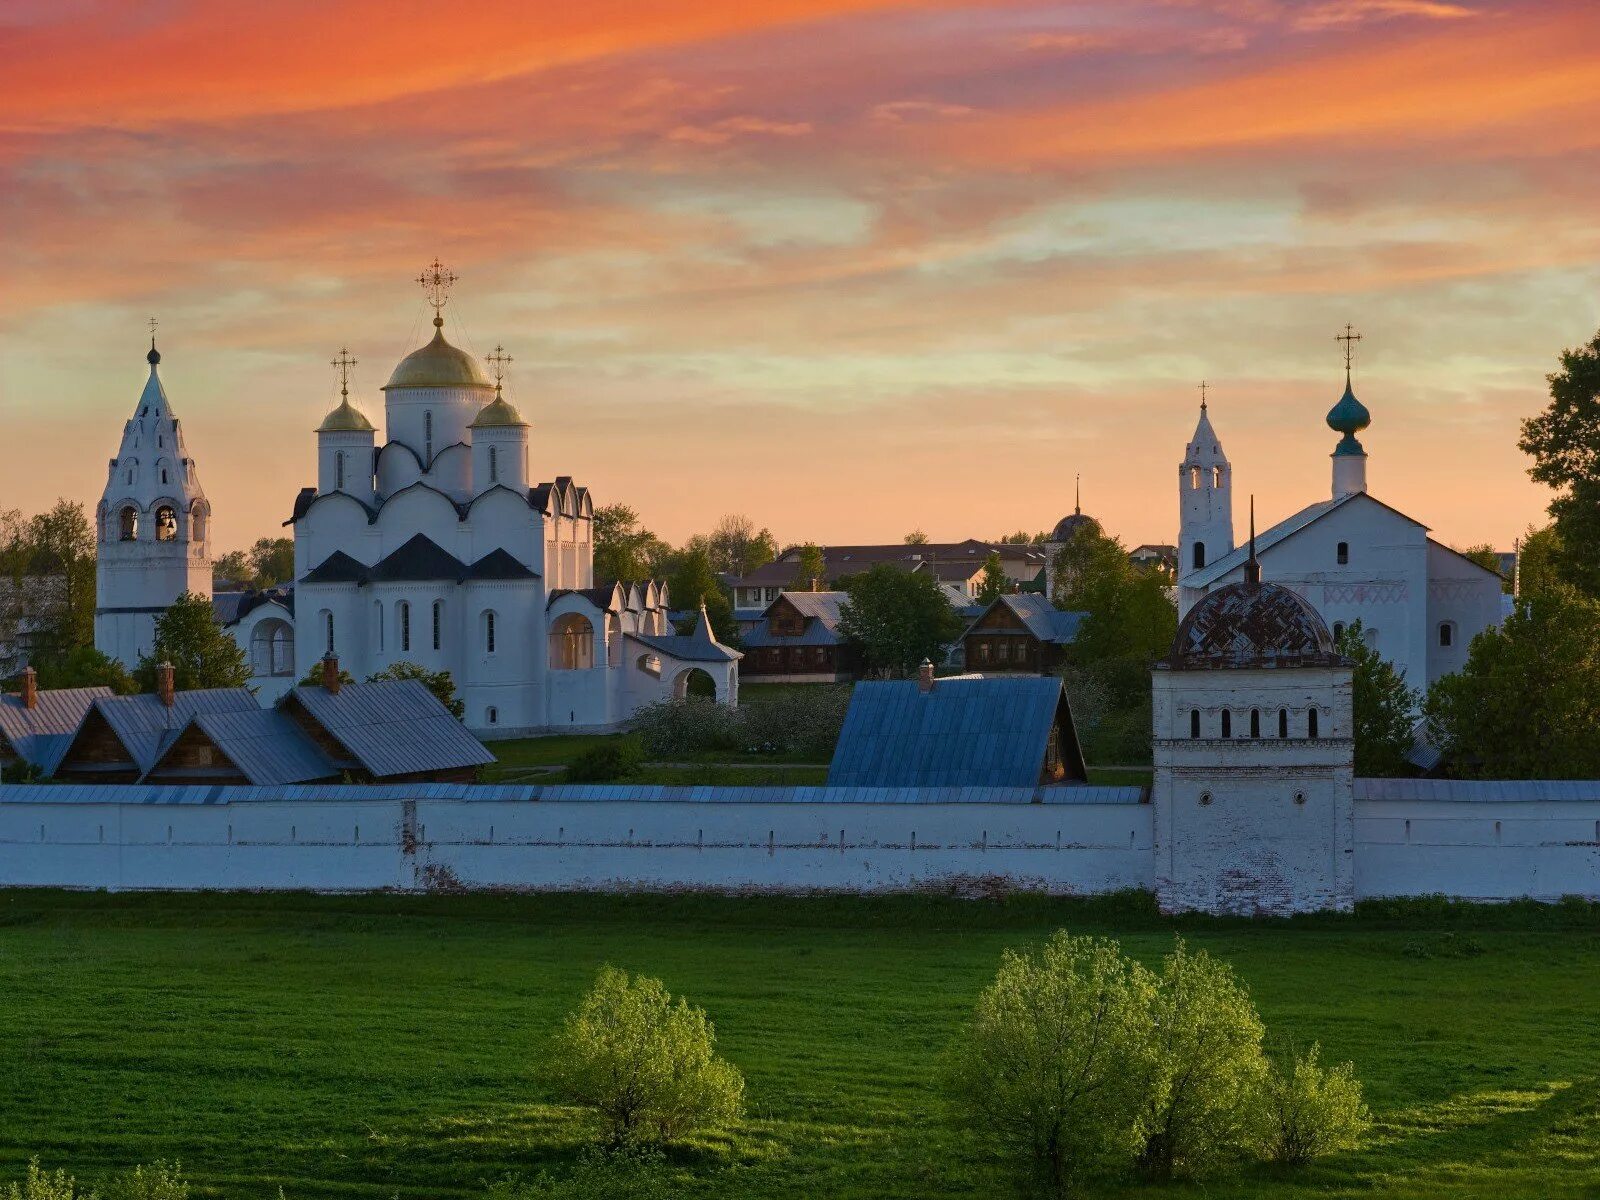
706 514 778 577
837 563 964 675
1055 527 1176 665
790 542 828 590
368 661 465 719
1515 523 1569 600
1424 584 1600 778
248 537 295 588
212 550 253 589
23 500 97 659
666 546 740 645
1336 620 1419 777
975 551 1008 605
134 592 251 691
1518 326 1600 596
593 503 668 584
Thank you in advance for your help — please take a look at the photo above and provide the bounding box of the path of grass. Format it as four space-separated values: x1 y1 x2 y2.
1 892 1596 1199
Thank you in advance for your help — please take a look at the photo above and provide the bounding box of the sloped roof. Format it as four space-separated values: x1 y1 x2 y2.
628 632 741 663
743 590 849 648
287 679 495 777
91 689 259 773
301 551 369 585
0 687 113 776
150 709 338 786
974 594 1085 645
828 676 1087 788
1168 580 1342 670
468 548 538 580
368 534 468 583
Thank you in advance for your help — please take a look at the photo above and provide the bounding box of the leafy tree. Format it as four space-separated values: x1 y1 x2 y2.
22 500 97 659
134 593 250 691
367 660 465 719
665 546 740 646
944 932 1155 1195
706 513 777 577
247 537 295 588
1518 326 1600 596
30 645 138 695
299 660 355 687
1336 620 1419 777
1456 544 1508 592
790 542 828 590
1054 526 1176 666
903 529 930 545
1257 1043 1371 1166
1134 941 1268 1181
1424 584 1600 778
212 550 253 588
976 551 1008 605
549 966 745 1145
837 563 965 676
999 530 1049 545
593 504 668 584
1515 523 1568 600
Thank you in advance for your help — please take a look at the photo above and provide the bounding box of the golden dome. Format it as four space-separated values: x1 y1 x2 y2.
382 317 493 390
317 396 375 433
470 391 528 429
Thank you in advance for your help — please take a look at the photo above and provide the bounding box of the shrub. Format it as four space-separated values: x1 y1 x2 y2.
485 1146 675 1200
631 698 744 758
566 740 644 783
100 1163 187 1200
1133 941 1268 1180
739 685 851 757
4 1162 86 1200
549 966 744 1145
944 932 1156 1196
1258 1043 1371 1165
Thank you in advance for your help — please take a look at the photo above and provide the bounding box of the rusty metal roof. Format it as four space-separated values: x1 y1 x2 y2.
1167 580 1343 670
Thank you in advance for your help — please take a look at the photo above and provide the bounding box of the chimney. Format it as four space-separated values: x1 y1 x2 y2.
155 661 176 708
809 577 820 592
917 658 935 693
20 666 38 711
321 653 342 696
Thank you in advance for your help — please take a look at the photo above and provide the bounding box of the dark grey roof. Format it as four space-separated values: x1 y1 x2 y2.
0 687 113 775
743 591 848 648
970 594 1085 645
468 548 538 580
628 632 741 663
548 584 624 611
368 534 468 583
828 676 1087 788
301 551 369 585
1049 512 1100 543
212 587 294 626
91 689 259 773
150 709 338 786
211 592 246 624
1167 580 1343 670
287 679 495 777
1355 778 1600 802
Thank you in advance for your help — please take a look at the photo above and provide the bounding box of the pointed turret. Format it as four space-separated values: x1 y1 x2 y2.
1329 325 1371 497
1178 386 1234 576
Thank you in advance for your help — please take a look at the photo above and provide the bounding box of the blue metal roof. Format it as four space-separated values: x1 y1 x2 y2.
183 709 338 786
287 679 495 777
827 676 1086 788
93 689 259 773
1355 778 1600 802
0 687 112 776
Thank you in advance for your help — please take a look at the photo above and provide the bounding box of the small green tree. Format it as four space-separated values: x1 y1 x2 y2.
1456 544 1508 592
1515 523 1568 600
837 563 965 676
790 543 828 591
101 1161 189 1200
1336 620 1419 777
212 550 253 589
664 546 739 646
3 1161 85 1200
1257 1043 1371 1166
247 537 295 588
1134 941 1268 1181
21 500 98 659
903 529 930 545
134 593 251 691
944 932 1156 1195
976 551 1008 605
549 966 744 1145
367 661 465 719
29 645 138 695
706 514 777 577
1518 326 1600 597
593 504 669 584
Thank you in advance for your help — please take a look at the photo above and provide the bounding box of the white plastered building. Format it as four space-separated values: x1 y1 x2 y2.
1175 369 1503 693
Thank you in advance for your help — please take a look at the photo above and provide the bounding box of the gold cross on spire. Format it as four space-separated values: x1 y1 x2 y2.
331 347 357 398
416 258 458 316
1336 323 1362 374
485 344 513 394
148 316 158 338
1197 380 1208 411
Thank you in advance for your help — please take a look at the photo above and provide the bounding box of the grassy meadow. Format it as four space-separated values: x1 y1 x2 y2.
0 891 1596 1199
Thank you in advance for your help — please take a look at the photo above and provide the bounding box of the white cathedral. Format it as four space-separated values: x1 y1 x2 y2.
1174 345 1505 695
95 267 740 734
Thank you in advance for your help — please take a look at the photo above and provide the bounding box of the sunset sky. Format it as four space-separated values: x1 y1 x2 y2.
3 0 1598 554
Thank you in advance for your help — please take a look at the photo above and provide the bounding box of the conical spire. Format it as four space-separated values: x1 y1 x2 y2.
1245 495 1261 586
1184 392 1227 467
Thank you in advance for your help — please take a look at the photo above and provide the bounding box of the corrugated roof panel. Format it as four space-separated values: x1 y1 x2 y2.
1353 778 1600 803
0 687 112 775
190 709 338 786
94 690 259 773
289 680 495 778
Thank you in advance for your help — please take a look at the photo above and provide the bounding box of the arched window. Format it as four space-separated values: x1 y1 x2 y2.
154 505 178 541
432 600 442 651
398 601 411 653
251 619 295 677
1189 466 1200 490
336 451 345 490
1250 708 1260 738
1308 708 1319 738
160 467 168 485
424 410 433 461
550 613 595 669
1221 710 1231 738
483 610 497 653
488 445 498 484
1336 541 1349 565
1189 709 1200 739
189 504 206 543
1332 621 1346 641
119 506 139 541
1212 465 1223 488
1193 542 1206 570
486 706 499 726
126 468 134 485
1278 708 1288 738
1438 621 1454 648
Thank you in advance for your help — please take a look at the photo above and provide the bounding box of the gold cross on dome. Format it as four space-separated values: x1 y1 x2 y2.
331 347 357 397
485 344 513 393
1336 323 1362 372
1197 380 1208 410
416 258 458 313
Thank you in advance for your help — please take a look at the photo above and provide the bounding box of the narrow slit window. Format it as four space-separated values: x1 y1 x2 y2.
1221 710 1232 738
1189 709 1200 739
432 600 442 651
1250 708 1260 738
1337 541 1349 565
1308 708 1319 738
1278 708 1288 738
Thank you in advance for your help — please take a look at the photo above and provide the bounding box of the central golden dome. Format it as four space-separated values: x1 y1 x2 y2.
383 317 493 390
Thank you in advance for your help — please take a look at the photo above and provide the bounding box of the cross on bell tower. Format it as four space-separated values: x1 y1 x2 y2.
485 344 513 396
1336 324 1361 379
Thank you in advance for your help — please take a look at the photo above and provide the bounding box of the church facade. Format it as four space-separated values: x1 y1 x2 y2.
1175 356 1504 693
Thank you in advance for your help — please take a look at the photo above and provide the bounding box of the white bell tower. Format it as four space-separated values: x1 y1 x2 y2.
94 328 213 668
1178 384 1233 579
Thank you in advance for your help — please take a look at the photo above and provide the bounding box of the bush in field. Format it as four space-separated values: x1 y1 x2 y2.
1133 941 1268 1181
944 932 1155 1196
99 1163 187 1200
1258 1043 1371 1165
485 1147 674 1200
549 966 744 1145
739 686 851 757
630 698 744 758
4 1162 86 1200
565 740 644 783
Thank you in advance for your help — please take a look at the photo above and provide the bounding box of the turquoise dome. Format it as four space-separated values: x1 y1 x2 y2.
1326 376 1370 457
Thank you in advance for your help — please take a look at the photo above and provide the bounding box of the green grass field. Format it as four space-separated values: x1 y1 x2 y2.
2 892 1596 1199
